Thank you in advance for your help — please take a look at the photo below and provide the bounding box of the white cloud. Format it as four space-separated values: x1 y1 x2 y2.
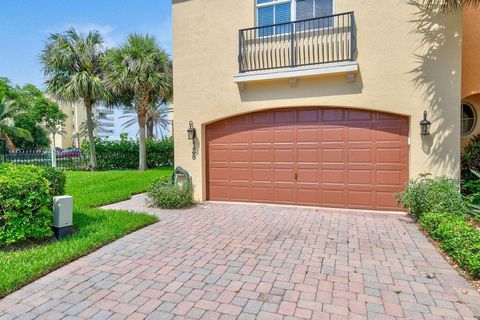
68 23 120 49
44 23 123 49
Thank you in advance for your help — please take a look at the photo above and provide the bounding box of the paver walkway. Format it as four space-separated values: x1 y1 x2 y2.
1 194 480 320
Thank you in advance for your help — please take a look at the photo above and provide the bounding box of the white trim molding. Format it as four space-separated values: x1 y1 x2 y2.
234 61 359 85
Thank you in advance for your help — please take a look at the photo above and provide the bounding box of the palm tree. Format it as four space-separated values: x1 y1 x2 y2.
46 119 66 149
0 97 32 152
423 0 480 11
121 103 172 139
41 28 111 171
103 34 172 171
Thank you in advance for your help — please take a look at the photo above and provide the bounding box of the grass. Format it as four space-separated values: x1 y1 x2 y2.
0 167 172 298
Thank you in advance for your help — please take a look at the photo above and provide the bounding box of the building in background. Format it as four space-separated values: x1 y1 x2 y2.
51 101 115 149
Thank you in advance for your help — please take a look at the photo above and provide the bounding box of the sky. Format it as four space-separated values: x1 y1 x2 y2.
0 0 172 140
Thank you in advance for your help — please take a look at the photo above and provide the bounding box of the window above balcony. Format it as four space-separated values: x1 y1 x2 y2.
235 3 358 87
256 0 334 32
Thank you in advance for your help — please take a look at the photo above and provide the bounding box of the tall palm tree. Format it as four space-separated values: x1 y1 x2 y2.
103 34 172 171
0 98 32 152
41 28 111 171
121 103 172 139
423 0 480 11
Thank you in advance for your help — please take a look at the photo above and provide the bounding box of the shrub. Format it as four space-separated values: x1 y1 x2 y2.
41 167 66 196
420 212 480 279
0 164 53 246
462 134 480 188
147 177 194 209
396 174 468 219
82 134 173 171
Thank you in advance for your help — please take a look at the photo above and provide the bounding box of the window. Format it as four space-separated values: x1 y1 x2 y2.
256 0 334 35
296 0 334 20
257 0 292 36
462 103 477 136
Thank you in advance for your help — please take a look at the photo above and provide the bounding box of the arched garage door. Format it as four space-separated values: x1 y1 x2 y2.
206 108 409 211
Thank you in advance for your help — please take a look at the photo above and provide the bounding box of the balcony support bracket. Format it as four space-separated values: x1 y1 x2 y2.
237 82 246 92
346 72 356 83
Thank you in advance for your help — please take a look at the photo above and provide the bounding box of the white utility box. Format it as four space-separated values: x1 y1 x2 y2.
53 195 74 239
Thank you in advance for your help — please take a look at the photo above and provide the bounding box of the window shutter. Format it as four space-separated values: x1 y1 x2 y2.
296 0 314 20
258 6 274 27
275 3 291 24
296 0 333 20
315 0 333 17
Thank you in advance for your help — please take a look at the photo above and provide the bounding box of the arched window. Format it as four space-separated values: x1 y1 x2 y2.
462 102 477 136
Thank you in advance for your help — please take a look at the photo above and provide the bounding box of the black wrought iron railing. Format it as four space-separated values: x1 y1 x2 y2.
238 12 356 73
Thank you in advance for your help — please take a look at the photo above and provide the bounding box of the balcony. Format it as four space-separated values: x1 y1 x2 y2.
235 12 357 85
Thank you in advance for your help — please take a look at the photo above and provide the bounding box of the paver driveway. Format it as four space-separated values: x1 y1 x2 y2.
1 195 480 320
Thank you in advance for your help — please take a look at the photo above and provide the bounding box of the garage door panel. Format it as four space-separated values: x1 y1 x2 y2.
252 187 273 202
297 188 320 205
274 129 295 143
207 108 408 210
322 169 345 184
348 110 374 121
348 169 373 185
274 110 295 123
348 148 372 163
348 190 374 207
252 112 273 125
322 109 346 122
297 128 320 142
298 109 320 123
322 149 345 163
297 169 319 182
347 126 374 142
251 129 272 143
376 148 403 163
322 127 345 142
274 149 295 162
376 126 407 142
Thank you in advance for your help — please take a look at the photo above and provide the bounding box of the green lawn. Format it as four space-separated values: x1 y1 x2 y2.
0 168 172 298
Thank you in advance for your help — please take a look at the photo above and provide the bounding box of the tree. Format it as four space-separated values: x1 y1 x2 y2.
103 34 172 171
41 28 111 171
46 119 66 149
0 97 32 152
121 103 172 140
423 0 480 11
14 84 66 150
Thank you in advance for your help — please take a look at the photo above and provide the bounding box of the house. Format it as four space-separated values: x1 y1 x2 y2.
172 0 471 211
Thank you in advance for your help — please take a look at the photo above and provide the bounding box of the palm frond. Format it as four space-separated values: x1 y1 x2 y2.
422 0 480 12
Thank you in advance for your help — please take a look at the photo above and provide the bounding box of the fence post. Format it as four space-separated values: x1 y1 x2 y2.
51 148 57 168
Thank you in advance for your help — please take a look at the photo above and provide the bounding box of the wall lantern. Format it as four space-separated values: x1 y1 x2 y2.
420 111 431 136
187 121 197 160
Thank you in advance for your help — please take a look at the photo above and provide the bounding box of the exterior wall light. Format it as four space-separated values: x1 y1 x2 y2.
187 121 197 160
420 111 431 136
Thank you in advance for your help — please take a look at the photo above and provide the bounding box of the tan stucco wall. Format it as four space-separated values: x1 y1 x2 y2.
173 0 462 202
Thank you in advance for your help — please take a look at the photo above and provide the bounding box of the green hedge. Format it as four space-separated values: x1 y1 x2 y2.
0 165 54 246
41 167 67 196
82 134 173 171
420 212 480 278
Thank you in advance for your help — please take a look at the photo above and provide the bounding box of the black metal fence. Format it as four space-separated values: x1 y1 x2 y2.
238 12 356 73
0 150 87 171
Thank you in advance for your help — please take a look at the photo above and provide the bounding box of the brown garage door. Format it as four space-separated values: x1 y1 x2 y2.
206 108 409 210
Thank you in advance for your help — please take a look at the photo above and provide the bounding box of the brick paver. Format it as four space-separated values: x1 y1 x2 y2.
1 194 479 319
